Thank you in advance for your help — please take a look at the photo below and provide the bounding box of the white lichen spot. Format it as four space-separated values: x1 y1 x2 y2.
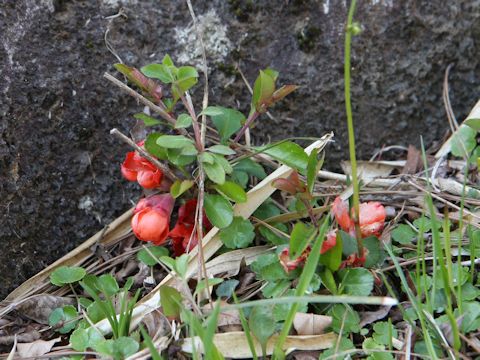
323 0 330 14
371 0 393 6
78 195 94 212
102 0 137 7
174 9 232 65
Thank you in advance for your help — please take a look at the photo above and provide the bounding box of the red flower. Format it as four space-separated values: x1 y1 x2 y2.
131 194 174 245
279 247 310 273
321 230 337 254
331 197 355 234
358 202 386 238
331 197 386 238
340 252 367 268
168 199 212 256
121 144 164 189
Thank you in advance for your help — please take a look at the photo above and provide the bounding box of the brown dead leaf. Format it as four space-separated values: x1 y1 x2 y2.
0 331 40 345
359 306 392 328
15 295 75 324
16 337 61 358
402 145 422 174
291 350 321 359
141 310 171 340
293 313 332 336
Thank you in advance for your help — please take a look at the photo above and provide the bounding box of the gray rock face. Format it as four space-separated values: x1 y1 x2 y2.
1 0 479 298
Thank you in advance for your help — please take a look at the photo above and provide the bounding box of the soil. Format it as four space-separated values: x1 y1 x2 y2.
1 0 479 299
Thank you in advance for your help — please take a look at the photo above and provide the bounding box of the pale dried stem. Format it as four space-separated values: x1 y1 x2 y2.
186 0 211 305
110 128 178 181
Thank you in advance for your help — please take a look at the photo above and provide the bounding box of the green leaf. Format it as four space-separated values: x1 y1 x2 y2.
363 236 386 268
372 321 398 346
159 285 182 318
319 337 355 359
249 306 276 353
220 216 255 249
252 70 276 110
175 113 193 128
200 106 225 116
338 268 374 296
70 327 104 351
464 118 480 132
391 224 416 245
137 246 169 266
156 135 194 149
216 279 239 299
207 144 236 155
199 152 215 164
319 231 343 271
162 54 174 67
320 268 338 294
134 113 163 127
451 126 477 157
233 158 267 179
179 142 198 156
95 337 139 360
339 230 357 256
214 181 247 203
170 179 194 198
204 160 226 185
363 338 394 360
328 304 361 334
290 222 315 258
258 141 309 173
50 266 86 287
145 133 168 160
86 300 107 323
167 148 196 167
95 274 119 297
176 66 199 92
49 305 78 334
195 278 224 296
212 153 233 174
204 194 233 228
141 63 175 84
251 253 291 282
209 107 245 143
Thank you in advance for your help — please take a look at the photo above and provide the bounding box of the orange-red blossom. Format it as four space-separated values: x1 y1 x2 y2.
131 194 175 245
121 141 168 189
279 196 386 273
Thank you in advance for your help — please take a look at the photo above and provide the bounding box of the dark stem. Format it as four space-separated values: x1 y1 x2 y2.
233 110 259 143
110 128 178 181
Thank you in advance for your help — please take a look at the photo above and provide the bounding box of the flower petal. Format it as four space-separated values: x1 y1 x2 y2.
332 197 354 233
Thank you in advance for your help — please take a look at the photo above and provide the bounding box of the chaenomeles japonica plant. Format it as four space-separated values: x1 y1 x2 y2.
114 54 299 257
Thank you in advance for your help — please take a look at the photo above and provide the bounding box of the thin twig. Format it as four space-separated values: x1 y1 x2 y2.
110 128 178 181
185 0 211 306
104 73 181 130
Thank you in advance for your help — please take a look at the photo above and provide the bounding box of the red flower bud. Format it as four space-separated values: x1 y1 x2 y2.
131 194 174 245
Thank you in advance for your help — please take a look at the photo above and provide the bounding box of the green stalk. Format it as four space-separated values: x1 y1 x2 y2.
273 219 329 359
344 0 363 255
233 293 258 360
